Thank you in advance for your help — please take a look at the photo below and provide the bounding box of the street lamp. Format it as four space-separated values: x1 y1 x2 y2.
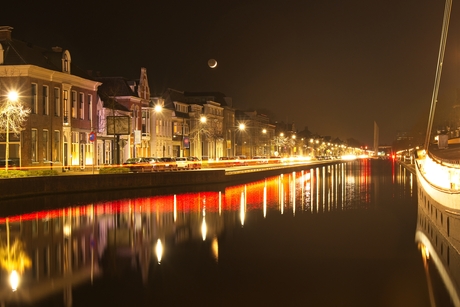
154 104 162 113
197 116 206 158
5 91 18 172
233 123 246 156
262 129 267 156
238 124 246 156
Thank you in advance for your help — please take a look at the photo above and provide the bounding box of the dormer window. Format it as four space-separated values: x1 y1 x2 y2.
62 50 71 74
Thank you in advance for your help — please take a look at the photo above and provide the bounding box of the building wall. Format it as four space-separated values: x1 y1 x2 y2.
0 65 100 169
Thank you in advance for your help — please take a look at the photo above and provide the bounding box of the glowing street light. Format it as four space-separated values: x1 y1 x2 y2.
154 104 162 113
196 115 207 158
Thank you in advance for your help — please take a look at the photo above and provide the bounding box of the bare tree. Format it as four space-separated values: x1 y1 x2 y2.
0 92 30 171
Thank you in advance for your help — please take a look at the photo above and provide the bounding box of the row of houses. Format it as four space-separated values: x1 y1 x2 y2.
0 26 301 171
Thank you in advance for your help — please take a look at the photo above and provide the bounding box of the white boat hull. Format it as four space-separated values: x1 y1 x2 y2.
415 156 460 211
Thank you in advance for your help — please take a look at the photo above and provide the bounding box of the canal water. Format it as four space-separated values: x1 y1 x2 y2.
0 160 437 306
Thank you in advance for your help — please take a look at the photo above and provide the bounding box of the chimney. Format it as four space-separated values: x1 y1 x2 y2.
0 26 13 41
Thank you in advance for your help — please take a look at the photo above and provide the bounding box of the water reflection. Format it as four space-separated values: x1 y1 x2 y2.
415 188 460 307
0 160 407 306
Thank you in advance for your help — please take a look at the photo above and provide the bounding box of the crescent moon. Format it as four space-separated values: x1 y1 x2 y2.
208 59 217 68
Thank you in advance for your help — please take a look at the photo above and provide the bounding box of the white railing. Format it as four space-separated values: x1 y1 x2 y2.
419 153 460 190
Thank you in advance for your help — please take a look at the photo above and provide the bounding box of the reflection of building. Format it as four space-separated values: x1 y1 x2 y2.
0 160 367 304
0 207 100 306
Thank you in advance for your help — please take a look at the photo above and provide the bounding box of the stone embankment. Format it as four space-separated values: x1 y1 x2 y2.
1 163 333 200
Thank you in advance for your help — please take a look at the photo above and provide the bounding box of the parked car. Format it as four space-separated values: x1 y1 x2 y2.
187 157 201 169
160 157 178 171
123 157 154 172
235 155 249 166
252 156 268 164
219 156 236 167
269 156 282 164
146 157 166 172
176 157 189 170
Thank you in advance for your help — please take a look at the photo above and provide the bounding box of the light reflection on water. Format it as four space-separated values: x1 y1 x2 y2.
0 160 433 306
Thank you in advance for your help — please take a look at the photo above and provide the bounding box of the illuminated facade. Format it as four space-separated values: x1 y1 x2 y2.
0 26 100 170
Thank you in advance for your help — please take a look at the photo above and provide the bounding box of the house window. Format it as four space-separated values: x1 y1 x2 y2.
63 90 69 123
53 130 60 162
87 94 92 121
173 122 179 135
42 86 49 115
54 88 60 116
142 110 149 135
71 132 79 165
42 130 49 161
79 92 84 119
71 91 77 118
31 83 38 114
31 129 38 162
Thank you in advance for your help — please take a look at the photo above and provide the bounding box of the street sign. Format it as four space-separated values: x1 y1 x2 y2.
89 131 96 142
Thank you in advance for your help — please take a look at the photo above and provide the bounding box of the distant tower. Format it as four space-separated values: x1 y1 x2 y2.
374 121 379 156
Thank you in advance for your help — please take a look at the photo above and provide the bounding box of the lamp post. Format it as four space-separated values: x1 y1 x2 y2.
262 128 267 156
5 91 18 172
197 115 206 158
238 123 246 156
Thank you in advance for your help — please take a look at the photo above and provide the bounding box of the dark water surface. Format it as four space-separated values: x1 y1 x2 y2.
0 160 432 306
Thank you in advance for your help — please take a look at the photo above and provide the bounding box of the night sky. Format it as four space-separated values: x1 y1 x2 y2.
3 0 460 146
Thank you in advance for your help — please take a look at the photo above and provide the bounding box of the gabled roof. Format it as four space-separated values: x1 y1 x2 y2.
161 88 186 112
162 88 186 103
95 77 137 111
0 28 92 79
174 110 190 119
183 91 230 107
96 77 137 97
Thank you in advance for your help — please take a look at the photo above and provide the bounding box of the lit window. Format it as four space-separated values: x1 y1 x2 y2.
71 91 77 118
42 130 49 161
63 90 69 123
53 130 60 162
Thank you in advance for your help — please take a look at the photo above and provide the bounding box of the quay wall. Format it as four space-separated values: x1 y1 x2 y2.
0 163 340 200
1 169 227 200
